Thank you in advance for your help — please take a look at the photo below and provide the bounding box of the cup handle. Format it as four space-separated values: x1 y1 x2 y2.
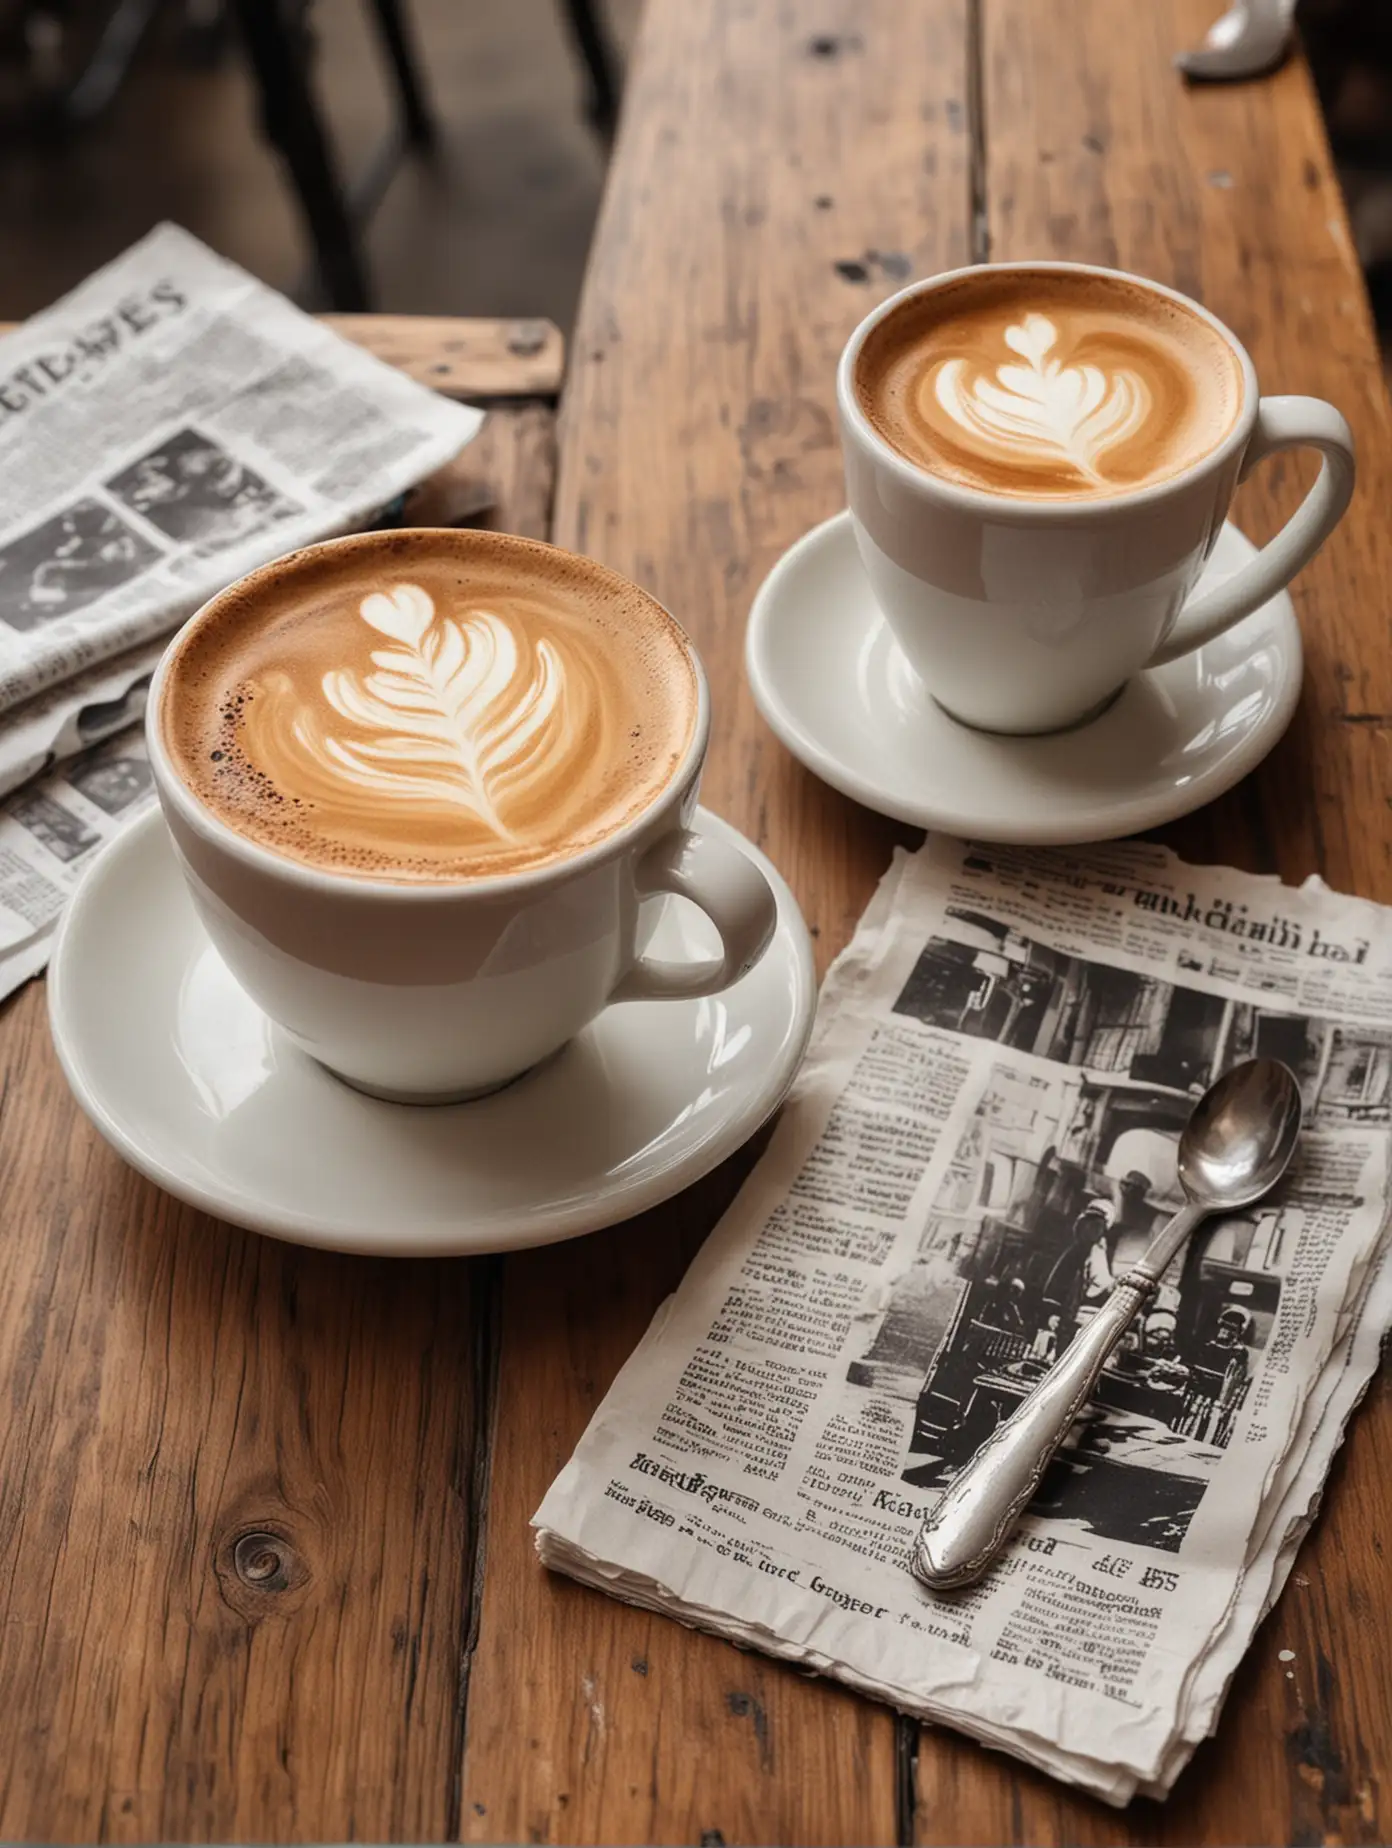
1148 396 1355 667
610 826 779 1002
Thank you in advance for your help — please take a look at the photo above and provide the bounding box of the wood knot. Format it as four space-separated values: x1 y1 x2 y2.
215 1521 311 1618
506 320 548 358
807 32 862 58
233 1531 292 1589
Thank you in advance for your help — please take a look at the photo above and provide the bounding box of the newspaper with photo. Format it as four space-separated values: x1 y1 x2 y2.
0 638 162 802
0 721 156 1000
0 220 482 728
536 836 1392 1802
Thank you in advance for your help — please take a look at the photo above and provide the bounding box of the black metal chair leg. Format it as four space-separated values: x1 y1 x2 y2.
364 0 436 149
64 0 164 121
226 0 372 310
555 0 620 135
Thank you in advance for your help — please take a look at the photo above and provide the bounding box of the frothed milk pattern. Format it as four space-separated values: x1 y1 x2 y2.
855 271 1244 499
163 532 699 882
245 583 586 844
933 312 1149 486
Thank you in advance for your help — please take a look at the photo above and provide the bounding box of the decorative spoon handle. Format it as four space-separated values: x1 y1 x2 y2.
908 1283 1150 1590
908 1196 1206 1591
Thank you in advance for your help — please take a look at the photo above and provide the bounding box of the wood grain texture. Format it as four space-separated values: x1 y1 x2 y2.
404 403 558 535
320 316 566 400
910 4 1392 1842
0 315 564 402
0 404 553 1844
457 1 973 1840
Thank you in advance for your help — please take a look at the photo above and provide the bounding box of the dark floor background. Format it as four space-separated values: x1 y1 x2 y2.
0 0 641 325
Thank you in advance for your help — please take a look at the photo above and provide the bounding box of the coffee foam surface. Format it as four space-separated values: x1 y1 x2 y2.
854 271 1244 499
163 531 699 882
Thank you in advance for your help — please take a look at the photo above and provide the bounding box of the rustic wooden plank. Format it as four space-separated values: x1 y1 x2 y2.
403 402 557 535
457 1 973 1840
321 315 565 399
0 993 482 1842
0 403 554 1843
910 5 1392 1842
0 314 564 402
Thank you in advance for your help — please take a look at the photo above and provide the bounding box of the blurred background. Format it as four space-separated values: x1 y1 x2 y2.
0 0 1387 334
0 0 639 324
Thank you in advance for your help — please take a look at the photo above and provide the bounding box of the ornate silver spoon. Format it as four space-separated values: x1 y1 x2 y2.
910 1058 1303 1591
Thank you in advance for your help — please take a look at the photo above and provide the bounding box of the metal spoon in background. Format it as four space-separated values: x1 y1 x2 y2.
1173 0 1292 82
909 1058 1303 1593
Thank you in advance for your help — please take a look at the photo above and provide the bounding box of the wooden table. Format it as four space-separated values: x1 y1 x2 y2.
3 5 1391 1843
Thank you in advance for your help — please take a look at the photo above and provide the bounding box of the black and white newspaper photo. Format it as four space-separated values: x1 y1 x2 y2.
0 222 482 714
536 837 1392 1803
0 639 161 803
0 723 156 985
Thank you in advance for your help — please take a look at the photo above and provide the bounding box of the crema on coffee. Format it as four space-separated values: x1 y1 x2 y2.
853 270 1245 499
162 530 699 882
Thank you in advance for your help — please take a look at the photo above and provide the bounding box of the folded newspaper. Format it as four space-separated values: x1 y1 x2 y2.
0 220 481 1000
537 837 1392 1803
0 728 158 993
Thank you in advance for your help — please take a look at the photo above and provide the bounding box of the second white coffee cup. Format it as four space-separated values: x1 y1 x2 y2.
838 262 1356 735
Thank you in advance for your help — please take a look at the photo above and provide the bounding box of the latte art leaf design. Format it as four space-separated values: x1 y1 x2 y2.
290 582 576 839
931 312 1148 484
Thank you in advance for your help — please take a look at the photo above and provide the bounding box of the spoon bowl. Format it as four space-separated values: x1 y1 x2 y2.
1177 1057 1303 1210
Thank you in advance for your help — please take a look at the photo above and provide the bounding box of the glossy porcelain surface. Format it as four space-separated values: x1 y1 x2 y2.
48 807 816 1255
838 262 1350 734
745 510 1301 845
146 532 782 1101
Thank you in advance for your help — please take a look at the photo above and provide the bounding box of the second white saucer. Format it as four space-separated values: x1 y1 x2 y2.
745 510 1302 845
49 806 816 1257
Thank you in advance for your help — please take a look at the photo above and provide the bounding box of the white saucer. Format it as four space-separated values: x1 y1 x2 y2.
48 807 816 1256
745 511 1302 845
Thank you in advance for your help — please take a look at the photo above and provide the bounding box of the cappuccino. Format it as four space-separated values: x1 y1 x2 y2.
853 269 1244 500
162 529 700 882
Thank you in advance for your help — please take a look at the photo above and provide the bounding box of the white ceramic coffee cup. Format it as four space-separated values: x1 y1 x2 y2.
147 534 778 1103
837 261 1356 735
